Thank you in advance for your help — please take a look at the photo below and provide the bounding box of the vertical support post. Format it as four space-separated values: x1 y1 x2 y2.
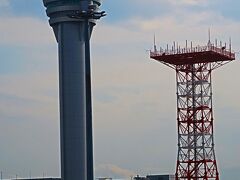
191 64 198 180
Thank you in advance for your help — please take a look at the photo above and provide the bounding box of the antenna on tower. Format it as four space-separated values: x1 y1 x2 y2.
173 41 176 53
229 37 232 53
208 28 211 46
154 33 157 52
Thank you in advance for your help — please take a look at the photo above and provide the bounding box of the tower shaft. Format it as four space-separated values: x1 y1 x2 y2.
43 0 105 180
175 63 219 180
58 21 88 180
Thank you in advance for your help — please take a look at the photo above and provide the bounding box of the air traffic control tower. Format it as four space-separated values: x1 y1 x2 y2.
43 0 105 180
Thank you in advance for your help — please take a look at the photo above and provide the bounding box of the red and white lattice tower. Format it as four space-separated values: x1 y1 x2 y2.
150 39 235 180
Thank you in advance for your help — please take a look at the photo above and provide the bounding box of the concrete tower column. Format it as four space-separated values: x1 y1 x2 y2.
42 0 105 180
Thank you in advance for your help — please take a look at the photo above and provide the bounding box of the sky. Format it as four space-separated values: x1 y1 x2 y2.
0 0 239 179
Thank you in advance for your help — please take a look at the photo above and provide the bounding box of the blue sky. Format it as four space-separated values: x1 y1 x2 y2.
0 0 239 179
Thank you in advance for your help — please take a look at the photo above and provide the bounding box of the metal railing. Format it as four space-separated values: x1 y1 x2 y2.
150 44 235 59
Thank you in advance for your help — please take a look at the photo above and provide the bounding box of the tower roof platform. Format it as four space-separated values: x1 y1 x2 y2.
150 44 235 65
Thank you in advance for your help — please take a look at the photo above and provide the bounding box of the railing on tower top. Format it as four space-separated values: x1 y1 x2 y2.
150 44 235 60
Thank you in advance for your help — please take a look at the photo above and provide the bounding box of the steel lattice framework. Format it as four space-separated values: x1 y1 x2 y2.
176 63 218 179
150 42 235 180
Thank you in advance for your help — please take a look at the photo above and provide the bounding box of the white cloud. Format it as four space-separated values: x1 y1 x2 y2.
0 72 58 118
96 164 135 178
0 16 55 46
169 0 209 6
0 72 60 178
133 0 210 6
95 9 240 50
